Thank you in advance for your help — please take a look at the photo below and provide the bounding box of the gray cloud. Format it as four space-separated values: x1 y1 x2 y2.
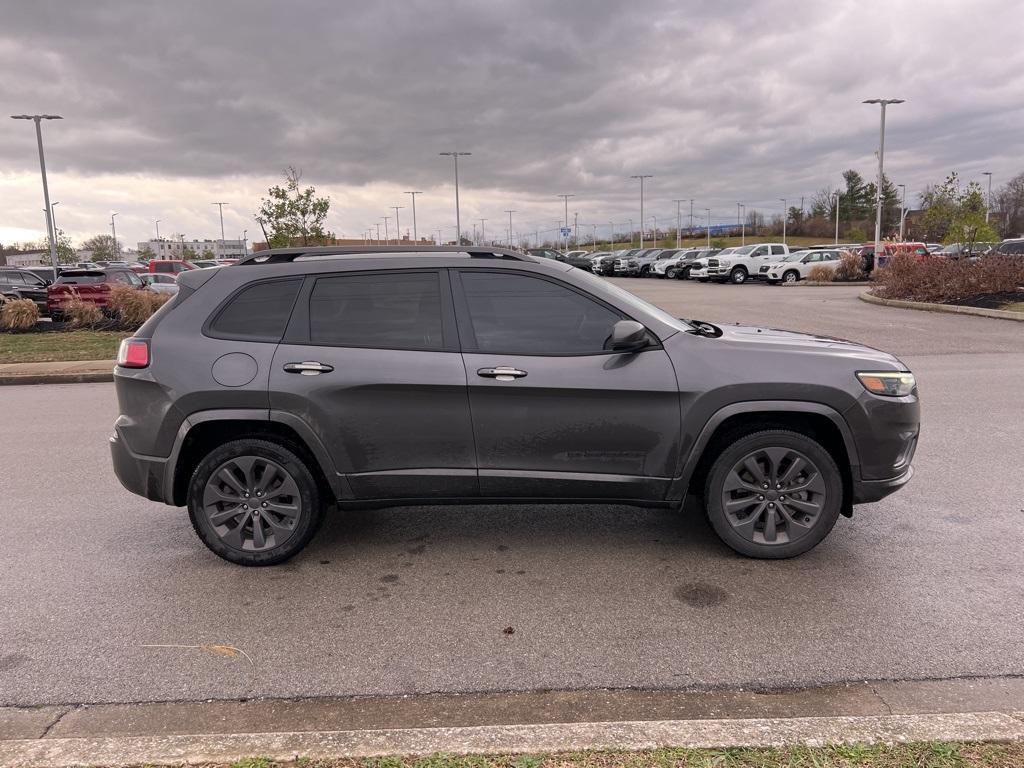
2 0 1023 245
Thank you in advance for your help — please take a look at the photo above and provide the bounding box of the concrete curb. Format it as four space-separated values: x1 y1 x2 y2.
859 291 1024 321
2 712 1021 767
780 281 870 287
0 360 114 386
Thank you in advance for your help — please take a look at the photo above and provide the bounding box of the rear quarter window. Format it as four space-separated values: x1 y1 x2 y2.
207 278 302 341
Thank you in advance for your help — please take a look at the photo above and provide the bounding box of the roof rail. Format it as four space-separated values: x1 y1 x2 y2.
236 245 532 265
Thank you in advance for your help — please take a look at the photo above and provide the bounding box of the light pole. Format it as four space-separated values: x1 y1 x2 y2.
382 216 391 245
392 205 405 243
375 223 382 244
649 215 658 246
405 191 422 241
689 199 694 233
629 175 652 248
982 172 993 223
505 210 516 249
608 220 617 249
779 198 787 244
834 192 842 245
155 220 161 240
435 228 443 246
738 203 746 245
242 229 248 256
440 152 470 245
479 218 487 245
11 114 62 275
472 223 478 245
49 201 60 242
211 202 229 252
628 218 634 247
897 184 907 240
557 194 574 251
673 199 684 248
573 211 578 247
705 209 711 248
863 98 904 258
110 213 119 258
589 224 597 249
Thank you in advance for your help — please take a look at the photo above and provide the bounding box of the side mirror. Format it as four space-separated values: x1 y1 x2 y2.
609 320 649 352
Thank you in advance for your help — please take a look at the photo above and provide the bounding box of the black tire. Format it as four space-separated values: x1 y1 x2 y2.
665 267 679 279
639 265 650 277
729 267 748 284
187 438 325 566
782 270 800 284
704 430 843 559
679 266 692 280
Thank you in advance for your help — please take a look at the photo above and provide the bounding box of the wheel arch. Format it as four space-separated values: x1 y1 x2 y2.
673 401 859 517
167 410 346 506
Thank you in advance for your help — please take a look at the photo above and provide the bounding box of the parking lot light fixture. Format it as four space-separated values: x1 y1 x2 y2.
405 191 423 241
834 191 842 245
11 113 63 275
705 208 711 248
628 218 634 247
392 206 405 244
608 220 617 249
439 152 470 244
629 175 652 248
738 203 746 245
110 212 119 257
863 98 905 261
673 199 685 248
505 210 516 248
982 172 993 223
689 199 694 232
557 194 574 251
898 184 907 240
780 198 787 244
382 216 391 245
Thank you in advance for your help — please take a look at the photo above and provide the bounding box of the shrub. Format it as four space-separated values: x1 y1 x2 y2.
808 265 835 282
63 296 104 328
0 297 40 331
832 250 865 282
107 284 168 327
875 253 1024 303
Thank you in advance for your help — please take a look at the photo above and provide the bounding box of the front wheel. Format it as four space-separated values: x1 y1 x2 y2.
187 438 325 566
783 270 799 284
704 430 843 558
730 267 748 284
665 267 679 279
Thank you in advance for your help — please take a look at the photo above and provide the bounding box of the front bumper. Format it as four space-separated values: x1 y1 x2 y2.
852 464 914 503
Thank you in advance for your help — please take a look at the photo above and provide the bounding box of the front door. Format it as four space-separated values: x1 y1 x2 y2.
270 269 476 499
452 269 681 500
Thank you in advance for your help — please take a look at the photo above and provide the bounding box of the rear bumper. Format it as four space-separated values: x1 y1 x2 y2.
852 464 914 503
110 426 172 504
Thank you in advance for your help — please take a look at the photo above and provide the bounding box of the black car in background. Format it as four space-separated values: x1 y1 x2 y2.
0 267 51 314
592 249 638 275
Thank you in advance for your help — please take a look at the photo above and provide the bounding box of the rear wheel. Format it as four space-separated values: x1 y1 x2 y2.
704 430 843 558
783 270 799 284
187 438 325 566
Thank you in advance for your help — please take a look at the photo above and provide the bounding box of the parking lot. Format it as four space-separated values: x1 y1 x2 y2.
1 279 1022 708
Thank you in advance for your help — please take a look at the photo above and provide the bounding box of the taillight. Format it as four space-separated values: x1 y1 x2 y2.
117 338 150 368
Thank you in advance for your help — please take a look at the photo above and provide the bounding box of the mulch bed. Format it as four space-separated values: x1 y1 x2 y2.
950 290 1024 309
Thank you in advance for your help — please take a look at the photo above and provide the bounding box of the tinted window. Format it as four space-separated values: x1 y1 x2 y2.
55 273 105 284
460 272 621 355
2 272 26 285
309 272 443 350
771 245 786 255
210 279 301 341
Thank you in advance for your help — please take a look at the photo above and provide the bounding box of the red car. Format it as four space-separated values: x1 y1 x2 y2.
149 259 197 274
47 268 146 318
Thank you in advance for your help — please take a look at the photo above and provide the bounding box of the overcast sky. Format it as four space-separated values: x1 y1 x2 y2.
2 0 1022 249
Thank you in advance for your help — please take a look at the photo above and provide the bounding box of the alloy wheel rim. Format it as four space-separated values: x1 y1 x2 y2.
785 271 797 283
721 447 827 546
202 456 302 552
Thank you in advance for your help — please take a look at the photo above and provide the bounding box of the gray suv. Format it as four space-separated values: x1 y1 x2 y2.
111 246 919 566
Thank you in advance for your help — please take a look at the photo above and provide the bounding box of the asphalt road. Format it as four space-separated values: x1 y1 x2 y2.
2 281 1022 707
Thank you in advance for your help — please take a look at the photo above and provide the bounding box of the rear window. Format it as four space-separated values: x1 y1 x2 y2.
308 272 444 350
208 279 302 341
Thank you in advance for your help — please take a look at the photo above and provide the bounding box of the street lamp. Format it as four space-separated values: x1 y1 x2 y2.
982 172 993 223
381 216 391 245
630 175 652 248
834 192 842 245
608 220 617 249
673 199 685 248
110 212 119 258
49 201 60 242
211 202 229 252
737 203 746 245
11 114 62 275
705 208 711 248
392 205 405 244
405 191 422 241
897 184 907 240
479 218 487 245
689 199 694 232
779 198 787 244
863 98 905 259
557 194 574 251
505 210 516 249
439 152 470 245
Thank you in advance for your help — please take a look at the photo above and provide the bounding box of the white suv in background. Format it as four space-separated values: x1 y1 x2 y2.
707 243 790 284
762 249 845 283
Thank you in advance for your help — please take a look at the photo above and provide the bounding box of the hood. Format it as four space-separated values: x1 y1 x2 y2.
715 323 906 369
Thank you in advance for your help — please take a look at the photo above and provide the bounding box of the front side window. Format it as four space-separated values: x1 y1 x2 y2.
309 272 444 350
459 272 622 356
753 246 770 257
209 278 302 341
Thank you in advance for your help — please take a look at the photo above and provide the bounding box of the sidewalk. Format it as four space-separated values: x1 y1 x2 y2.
0 360 114 386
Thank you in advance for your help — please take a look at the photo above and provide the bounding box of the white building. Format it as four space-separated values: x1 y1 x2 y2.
137 238 247 260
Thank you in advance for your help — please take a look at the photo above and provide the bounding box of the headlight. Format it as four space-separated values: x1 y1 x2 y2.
857 371 916 397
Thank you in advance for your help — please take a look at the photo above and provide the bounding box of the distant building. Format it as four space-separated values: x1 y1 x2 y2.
0 249 47 267
137 238 247 259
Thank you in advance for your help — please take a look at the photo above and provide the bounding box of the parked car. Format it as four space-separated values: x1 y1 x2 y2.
215 259 239 266
110 244 919 565
613 248 661 276
192 260 220 269
562 250 590 260
652 249 702 279
526 248 563 261
925 243 944 253
561 251 597 271
24 266 58 284
707 243 791 284
47 268 145 319
592 249 636 276
932 242 996 260
994 238 1024 256
149 259 198 274
0 268 50 314
688 248 731 281
140 273 180 295
761 249 846 284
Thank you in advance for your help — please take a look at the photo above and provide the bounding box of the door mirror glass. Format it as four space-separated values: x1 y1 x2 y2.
609 320 649 352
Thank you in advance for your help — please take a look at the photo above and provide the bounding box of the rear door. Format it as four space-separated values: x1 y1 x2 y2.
270 269 476 500
452 269 680 500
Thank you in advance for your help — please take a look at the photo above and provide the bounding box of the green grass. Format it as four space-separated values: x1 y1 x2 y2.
221 741 1024 768
0 329 130 364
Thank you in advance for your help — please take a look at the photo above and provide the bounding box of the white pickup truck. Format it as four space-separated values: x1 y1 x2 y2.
706 243 791 284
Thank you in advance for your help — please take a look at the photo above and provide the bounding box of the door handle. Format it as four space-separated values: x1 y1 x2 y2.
477 366 527 381
283 361 334 375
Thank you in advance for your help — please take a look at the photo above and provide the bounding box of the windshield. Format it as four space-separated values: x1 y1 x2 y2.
572 269 694 331
781 252 806 262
